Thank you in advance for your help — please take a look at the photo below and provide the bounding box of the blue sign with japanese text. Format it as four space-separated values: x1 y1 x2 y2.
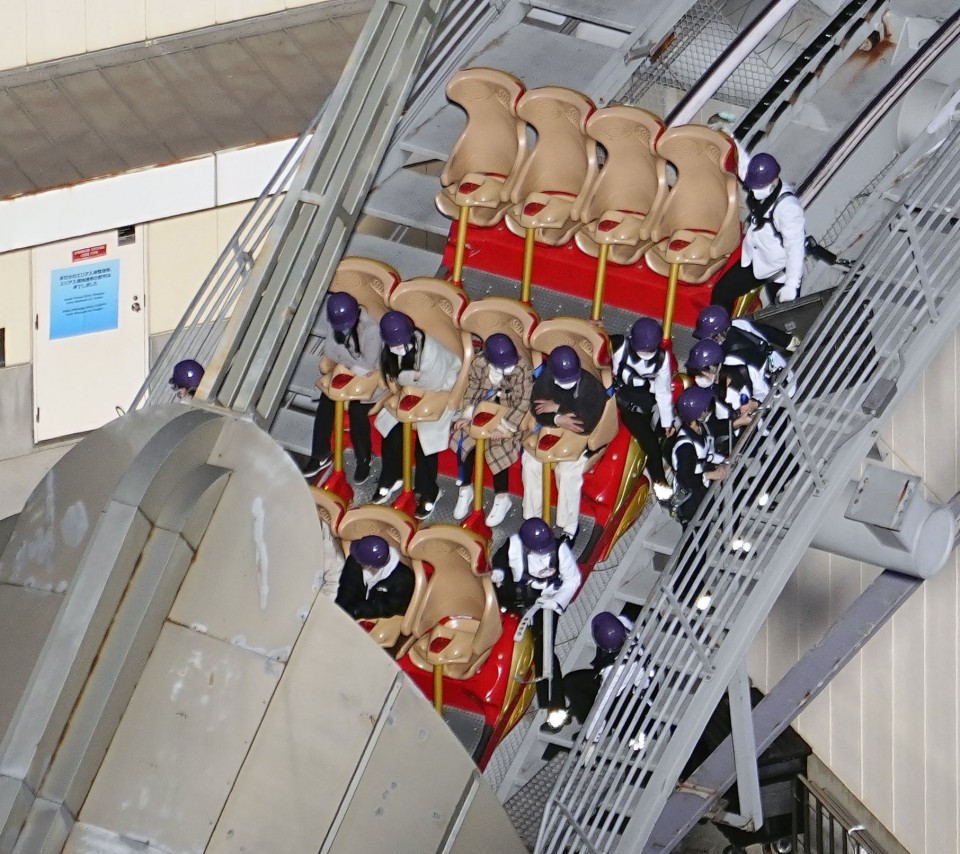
50 259 120 340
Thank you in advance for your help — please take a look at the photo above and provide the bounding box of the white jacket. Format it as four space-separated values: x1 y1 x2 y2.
740 182 805 299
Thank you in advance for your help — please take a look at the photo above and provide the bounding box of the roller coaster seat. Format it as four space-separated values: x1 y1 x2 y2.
404 524 500 679
523 317 619 466
575 105 668 266
382 278 474 423
337 504 422 649
504 86 598 247
644 124 740 284
436 67 528 228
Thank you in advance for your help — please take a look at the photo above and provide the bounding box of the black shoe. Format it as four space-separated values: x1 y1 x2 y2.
354 458 371 484
558 527 579 550
300 455 332 479
415 490 442 520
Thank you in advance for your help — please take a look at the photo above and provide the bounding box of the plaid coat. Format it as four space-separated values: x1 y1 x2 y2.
450 354 533 474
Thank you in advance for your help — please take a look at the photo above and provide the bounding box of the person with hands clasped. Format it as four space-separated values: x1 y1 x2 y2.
521 346 606 548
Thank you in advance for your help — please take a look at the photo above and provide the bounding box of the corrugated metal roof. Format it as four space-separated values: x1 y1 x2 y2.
0 0 372 199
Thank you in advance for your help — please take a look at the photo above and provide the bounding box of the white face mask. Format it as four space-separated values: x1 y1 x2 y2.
694 375 714 388
389 344 409 357
487 366 504 385
556 379 577 390
636 350 656 360
751 183 776 200
503 364 516 376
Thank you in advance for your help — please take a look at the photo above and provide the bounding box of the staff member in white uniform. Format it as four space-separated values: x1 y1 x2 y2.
711 153 806 312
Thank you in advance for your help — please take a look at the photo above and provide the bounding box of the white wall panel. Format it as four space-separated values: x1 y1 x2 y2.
0 157 216 255
0 0 27 72
217 0 286 22
145 0 217 39
215 138 296 206
756 331 960 854
0 250 31 366
86 0 147 53
26 0 85 64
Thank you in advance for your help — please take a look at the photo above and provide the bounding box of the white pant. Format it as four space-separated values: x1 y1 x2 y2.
521 450 587 536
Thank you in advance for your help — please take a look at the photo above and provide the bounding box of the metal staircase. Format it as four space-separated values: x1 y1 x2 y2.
534 117 960 853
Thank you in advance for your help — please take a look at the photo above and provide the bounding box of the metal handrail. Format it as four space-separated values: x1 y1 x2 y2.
537 113 960 854
129 117 321 410
794 776 890 854
132 0 497 411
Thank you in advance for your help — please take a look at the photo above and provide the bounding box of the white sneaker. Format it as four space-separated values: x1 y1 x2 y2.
652 481 674 501
373 480 402 505
485 493 512 527
453 485 474 520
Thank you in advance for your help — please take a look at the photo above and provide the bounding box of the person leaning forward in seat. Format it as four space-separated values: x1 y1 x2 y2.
300 292 383 482
451 333 533 528
373 310 461 520
335 535 415 620
521 346 606 548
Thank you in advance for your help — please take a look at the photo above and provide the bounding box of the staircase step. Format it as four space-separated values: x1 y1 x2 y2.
344 232 443 280
365 168 450 235
534 0 643 31
643 515 683 554
270 406 313 456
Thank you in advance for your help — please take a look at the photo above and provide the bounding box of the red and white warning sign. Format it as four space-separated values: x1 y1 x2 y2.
72 244 107 262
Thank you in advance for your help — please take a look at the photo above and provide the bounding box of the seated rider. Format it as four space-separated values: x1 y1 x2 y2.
611 317 677 501
335 534 415 620
451 333 533 528
491 518 581 707
301 292 383 482
521 346 606 548
374 310 462 520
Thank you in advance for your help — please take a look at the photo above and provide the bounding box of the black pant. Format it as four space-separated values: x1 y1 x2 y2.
311 396 373 465
462 448 510 494
379 423 439 503
711 262 783 314
618 406 668 485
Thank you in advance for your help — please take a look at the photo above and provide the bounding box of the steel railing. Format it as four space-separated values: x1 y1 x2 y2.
536 111 960 854
794 776 890 854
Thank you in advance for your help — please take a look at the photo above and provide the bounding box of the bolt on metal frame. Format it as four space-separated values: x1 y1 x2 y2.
536 117 960 854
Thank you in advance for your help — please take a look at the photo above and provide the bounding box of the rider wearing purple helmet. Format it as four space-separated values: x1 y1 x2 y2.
451 333 532 527
670 386 732 526
169 359 204 398
611 317 676 501
522 345 607 547
335 534 415 620
300 290 383 483
711 151 806 313
491 516 581 711
375 310 462 520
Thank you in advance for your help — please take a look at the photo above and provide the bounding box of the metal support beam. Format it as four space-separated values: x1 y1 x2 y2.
644 570 921 853
724 661 762 833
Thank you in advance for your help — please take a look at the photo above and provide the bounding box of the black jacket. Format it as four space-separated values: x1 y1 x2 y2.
531 365 607 434
335 555 415 619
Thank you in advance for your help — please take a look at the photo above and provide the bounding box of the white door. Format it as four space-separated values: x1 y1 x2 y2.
33 227 148 442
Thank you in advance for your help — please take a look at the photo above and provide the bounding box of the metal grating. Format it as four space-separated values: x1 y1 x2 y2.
616 0 779 112
536 113 960 854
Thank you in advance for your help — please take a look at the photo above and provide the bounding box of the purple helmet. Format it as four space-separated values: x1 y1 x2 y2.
743 153 781 190
687 339 724 372
379 311 415 347
169 359 204 391
629 317 662 353
677 385 714 423
485 333 519 370
350 535 390 568
327 292 360 332
591 612 628 652
547 345 581 385
519 518 554 554
693 305 731 340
